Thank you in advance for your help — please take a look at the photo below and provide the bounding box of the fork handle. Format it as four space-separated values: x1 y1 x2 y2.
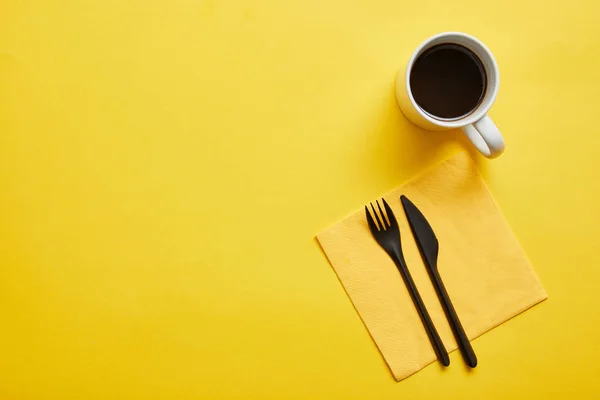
391 250 450 367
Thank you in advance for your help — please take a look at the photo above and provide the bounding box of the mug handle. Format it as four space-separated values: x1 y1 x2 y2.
461 115 505 158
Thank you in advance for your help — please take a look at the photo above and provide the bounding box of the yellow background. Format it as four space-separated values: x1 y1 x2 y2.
0 0 598 398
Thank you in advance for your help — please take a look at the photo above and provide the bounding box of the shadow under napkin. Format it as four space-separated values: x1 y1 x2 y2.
316 151 547 381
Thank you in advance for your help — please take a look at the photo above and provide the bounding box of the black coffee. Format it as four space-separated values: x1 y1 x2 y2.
409 43 486 119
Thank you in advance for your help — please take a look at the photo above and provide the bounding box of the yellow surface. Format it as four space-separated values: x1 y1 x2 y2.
0 0 598 398
317 153 547 381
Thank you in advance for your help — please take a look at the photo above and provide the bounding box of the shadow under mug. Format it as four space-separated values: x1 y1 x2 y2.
395 32 505 159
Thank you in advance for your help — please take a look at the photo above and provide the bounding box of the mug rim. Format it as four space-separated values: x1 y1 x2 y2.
405 32 500 128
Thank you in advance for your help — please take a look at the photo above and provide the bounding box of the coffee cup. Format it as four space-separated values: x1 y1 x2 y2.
396 32 505 158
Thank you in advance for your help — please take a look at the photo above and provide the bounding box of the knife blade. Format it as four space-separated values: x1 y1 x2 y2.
400 195 478 368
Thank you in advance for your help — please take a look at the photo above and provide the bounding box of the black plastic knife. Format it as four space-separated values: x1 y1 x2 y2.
400 195 478 368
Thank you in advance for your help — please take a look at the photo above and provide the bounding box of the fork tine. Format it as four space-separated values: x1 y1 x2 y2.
365 205 380 233
381 198 397 227
376 200 389 227
370 202 385 231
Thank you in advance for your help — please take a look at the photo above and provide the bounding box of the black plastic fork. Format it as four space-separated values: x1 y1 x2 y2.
365 199 450 367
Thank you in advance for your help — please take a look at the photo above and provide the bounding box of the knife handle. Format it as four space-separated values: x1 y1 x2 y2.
430 268 478 368
391 251 450 367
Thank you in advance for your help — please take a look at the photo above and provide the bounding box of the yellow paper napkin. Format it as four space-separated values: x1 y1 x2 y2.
316 152 547 381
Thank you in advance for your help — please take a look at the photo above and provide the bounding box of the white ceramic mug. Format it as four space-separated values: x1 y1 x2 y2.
395 32 505 158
